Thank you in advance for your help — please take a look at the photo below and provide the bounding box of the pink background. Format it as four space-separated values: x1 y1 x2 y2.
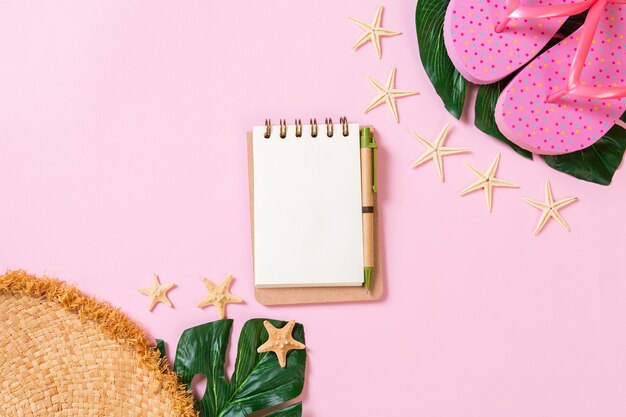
2 1 626 416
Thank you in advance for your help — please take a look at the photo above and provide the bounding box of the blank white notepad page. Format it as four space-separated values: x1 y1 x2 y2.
252 123 364 287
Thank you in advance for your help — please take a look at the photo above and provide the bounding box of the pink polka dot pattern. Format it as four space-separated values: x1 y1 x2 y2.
443 0 575 84
495 4 626 155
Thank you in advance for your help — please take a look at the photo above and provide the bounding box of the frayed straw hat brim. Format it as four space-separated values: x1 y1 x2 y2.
0 270 197 417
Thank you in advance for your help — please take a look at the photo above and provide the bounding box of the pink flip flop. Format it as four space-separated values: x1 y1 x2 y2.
444 0 594 84
495 0 626 155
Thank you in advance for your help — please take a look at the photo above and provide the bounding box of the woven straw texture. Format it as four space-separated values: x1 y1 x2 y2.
0 270 198 417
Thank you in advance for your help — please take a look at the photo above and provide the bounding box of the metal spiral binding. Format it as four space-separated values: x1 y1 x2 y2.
325 118 334 137
310 119 318 137
264 119 271 138
295 119 303 137
340 117 349 136
263 117 349 138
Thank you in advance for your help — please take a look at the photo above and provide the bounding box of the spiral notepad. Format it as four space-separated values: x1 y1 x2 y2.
251 118 364 288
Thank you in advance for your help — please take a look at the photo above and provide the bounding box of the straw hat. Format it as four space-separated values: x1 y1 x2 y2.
0 270 197 416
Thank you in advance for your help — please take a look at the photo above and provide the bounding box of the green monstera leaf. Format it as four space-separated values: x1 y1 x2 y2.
156 338 167 359
474 75 533 159
266 403 303 417
543 124 626 185
170 319 305 417
415 0 467 119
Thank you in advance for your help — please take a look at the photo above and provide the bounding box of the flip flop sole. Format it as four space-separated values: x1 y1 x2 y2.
444 0 570 84
495 3 626 155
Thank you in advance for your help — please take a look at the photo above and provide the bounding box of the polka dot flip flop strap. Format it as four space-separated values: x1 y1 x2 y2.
496 0 626 155
444 0 596 84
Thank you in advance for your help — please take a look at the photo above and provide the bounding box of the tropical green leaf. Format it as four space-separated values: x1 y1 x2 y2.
474 76 533 159
156 338 167 360
265 402 302 417
556 11 587 38
415 0 467 119
543 124 626 185
173 319 306 417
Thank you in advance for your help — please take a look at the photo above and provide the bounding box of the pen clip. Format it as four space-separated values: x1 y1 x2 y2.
372 146 377 193
360 127 378 193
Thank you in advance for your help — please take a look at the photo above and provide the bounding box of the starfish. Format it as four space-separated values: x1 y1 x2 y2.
349 4 401 59
138 274 175 312
460 153 518 212
410 122 469 182
257 320 306 368
364 67 418 123
524 180 578 235
196 275 243 319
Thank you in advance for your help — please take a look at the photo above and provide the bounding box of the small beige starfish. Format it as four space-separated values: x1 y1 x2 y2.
196 275 243 319
364 68 418 123
525 180 578 235
138 274 175 312
257 320 306 368
460 153 518 212
349 4 401 59
410 122 469 182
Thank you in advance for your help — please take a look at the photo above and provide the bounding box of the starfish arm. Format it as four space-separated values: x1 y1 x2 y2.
386 95 399 123
290 340 306 350
366 75 386 92
202 278 217 290
435 122 453 148
485 183 493 212
147 298 159 312
276 350 288 368
459 180 485 196
376 28 402 36
411 132 436 149
263 320 277 333
215 302 226 320
487 153 502 178
363 94 386 114
373 31 382 59
284 320 296 333
386 67 397 90
138 287 152 296
489 178 518 188
553 197 578 210
196 296 212 308
544 180 554 206
438 146 470 156
352 31 372 50
524 198 549 211
373 4 384 27
390 90 419 98
464 163 487 180
348 17 373 31
158 294 173 308
220 275 234 289
226 294 243 303
409 150 435 168
152 275 161 285
256 340 273 353
550 209 571 232
434 152 445 181
533 210 552 235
